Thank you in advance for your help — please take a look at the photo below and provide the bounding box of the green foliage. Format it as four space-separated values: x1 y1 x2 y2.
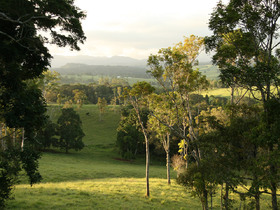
3 83 47 130
177 162 217 206
51 84 124 105
0 0 85 206
57 108 85 153
0 149 20 208
147 35 211 207
20 147 42 186
0 147 42 208
206 1 280 208
116 106 145 159
73 89 87 108
35 70 61 102
35 120 58 150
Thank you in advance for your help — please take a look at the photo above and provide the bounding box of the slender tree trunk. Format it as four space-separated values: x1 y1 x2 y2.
271 180 278 210
201 188 209 210
255 193 260 210
21 128 25 151
210 191 213 210
3 125 7 150
166 135 171 185
231 86 234 105
224 183 229 210
144 134 150 197
220 183 223 210
0 123 3 151
13 128 16 146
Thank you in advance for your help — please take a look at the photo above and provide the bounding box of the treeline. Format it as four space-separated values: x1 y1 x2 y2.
45 79 129 105
116 94 233 160
46 81 227 107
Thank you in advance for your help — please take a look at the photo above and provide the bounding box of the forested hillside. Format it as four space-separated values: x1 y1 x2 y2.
52 62 220 83
53 63 150 78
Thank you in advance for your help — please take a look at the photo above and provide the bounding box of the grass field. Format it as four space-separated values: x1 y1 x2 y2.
59 74 155 86
6 105 273 209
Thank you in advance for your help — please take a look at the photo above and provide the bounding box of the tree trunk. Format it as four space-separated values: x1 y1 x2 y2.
210 191 213 210
224 183 229 210
21 128 25 151
271 180 278 210
145 134 150 197
231 86 234 105
255 193 260 210
13 128 16 146
0 123 2 151
201 188 209 210
166 135 171 185
220 183 223 210
3 125 7 150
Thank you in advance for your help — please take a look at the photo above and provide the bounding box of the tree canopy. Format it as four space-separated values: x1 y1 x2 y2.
0 0 86 207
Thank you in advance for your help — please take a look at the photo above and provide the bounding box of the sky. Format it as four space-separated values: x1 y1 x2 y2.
49 0 223 60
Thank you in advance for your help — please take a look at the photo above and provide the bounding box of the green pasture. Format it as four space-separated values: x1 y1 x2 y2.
6 105 273 209
202 88 232 97
58 64 220 85
59 74 155 86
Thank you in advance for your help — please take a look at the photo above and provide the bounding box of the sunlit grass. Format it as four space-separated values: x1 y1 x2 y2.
202 88 232 97
7 178 204 210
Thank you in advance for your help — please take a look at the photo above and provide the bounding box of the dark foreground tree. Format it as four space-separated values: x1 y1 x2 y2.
205 1 280 209
57 108 85 154
0 0 85 207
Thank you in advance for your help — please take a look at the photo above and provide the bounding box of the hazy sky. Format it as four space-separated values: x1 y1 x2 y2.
49 0 223 60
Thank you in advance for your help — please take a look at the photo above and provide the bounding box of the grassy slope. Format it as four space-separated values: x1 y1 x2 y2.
6 105 202 209
6 105 272 209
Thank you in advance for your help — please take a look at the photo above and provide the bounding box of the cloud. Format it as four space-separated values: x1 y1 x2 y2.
50 0 218 59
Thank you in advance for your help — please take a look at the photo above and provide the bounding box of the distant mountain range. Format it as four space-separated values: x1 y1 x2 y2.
51 55 218 81
53 63 149 78
51 55 147 68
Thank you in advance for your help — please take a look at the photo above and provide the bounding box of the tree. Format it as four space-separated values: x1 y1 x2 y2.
37 70 61 102
205 1 280 209
35 119 57 150
57 108 85 154
97 97 107 121
116 106 146 159
147 35 210 209
73 89 87 109
123 81 155 197
197 105 265 209
148 93 176 185
0 0 85 206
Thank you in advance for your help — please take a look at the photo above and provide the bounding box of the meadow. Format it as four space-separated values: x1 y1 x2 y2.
6 105 272 209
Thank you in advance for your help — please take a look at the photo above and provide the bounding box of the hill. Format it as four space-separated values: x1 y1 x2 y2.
51 55 147 68
52 63 220 83
53 63 150 78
